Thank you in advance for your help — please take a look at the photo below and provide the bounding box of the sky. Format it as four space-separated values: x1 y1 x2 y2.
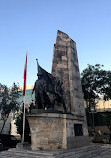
0 0 111 87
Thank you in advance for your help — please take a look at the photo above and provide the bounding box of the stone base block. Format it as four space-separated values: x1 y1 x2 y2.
27 110 89 151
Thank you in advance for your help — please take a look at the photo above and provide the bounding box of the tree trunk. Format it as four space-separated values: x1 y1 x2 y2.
0 119 7 134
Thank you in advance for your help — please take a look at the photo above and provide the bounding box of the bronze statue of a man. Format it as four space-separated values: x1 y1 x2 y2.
32 73 52 109
32 60 67 112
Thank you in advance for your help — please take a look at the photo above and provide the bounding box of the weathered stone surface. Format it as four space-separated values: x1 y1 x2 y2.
27 112 89 151
51 30 88 137
52 30 84 115
27 113 64 150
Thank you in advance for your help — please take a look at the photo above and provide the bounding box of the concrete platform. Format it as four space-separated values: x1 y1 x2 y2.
0 144 111 158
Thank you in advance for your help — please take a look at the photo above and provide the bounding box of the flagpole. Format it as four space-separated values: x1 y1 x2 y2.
22 92 26 143
22 54 27 144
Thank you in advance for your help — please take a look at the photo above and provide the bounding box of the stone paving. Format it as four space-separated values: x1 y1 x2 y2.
0 144 111 158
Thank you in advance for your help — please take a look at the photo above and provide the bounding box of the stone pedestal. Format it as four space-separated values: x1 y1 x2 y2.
26 31 89 151
27 110 89 151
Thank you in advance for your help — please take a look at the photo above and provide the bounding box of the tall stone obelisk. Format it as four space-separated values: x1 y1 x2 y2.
52 30 84 115
52 30 88 136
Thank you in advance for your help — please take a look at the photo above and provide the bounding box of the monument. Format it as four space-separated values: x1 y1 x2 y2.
27 30 89 151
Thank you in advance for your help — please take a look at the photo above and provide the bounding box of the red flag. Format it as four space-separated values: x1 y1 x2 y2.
23 54 27 96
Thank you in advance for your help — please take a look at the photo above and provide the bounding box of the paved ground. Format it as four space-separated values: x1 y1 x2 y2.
0 144 111 158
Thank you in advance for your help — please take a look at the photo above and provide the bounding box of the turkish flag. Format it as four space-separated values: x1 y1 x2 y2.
23 54 27 96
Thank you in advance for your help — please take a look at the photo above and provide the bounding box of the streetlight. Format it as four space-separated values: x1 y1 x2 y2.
90 107 95 130
90 106 96 131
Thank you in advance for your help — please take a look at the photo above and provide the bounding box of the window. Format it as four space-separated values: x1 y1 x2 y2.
74 124 83 136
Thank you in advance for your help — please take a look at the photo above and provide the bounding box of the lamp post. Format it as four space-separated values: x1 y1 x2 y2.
90 106 95 130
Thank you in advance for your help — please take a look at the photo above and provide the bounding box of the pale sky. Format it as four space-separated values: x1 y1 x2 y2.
0 0 111 87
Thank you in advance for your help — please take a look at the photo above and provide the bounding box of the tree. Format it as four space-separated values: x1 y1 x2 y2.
15 112 31 143
81 64 111 111
15 100 35 143
0 83 21 134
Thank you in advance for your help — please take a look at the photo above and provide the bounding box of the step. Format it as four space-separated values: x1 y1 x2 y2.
0 145 111 158
52 145 104 158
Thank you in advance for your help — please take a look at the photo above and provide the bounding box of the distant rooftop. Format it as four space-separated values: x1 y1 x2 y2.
19 85 33 91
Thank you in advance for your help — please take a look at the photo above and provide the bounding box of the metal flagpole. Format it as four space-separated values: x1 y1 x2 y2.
22 93 26 143
22 54 27 144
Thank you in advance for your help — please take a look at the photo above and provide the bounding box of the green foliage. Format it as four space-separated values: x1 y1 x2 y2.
15 113 23 136
15 112 31 143
0 83 21 114
0 82 21 133
81 64 111 110
81 65 111 134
